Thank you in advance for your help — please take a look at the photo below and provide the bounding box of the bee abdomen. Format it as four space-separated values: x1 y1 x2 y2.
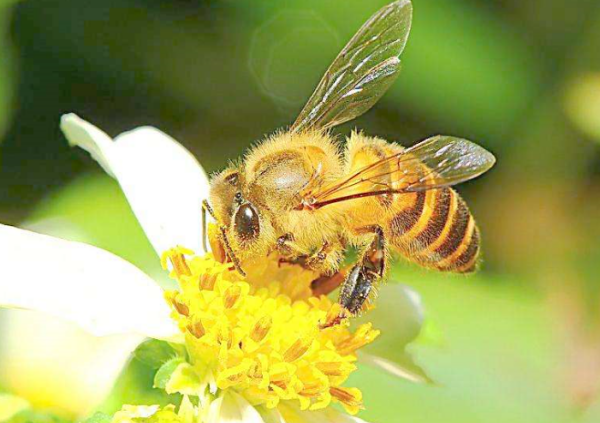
412 188 452 249
389 191 426 234
389 188 480 273
450 224 480 273
430 194 479 272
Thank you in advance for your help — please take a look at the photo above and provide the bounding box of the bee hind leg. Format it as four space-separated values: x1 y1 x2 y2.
338 226 386 317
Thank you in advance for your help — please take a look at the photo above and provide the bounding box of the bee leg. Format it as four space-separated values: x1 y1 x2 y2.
339 226 386 316
276 233 310 266
305 241 330 268
311 268 348 296
276 233 296 254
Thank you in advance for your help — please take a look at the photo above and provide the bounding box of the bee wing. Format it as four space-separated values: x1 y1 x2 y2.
303 136 496 209
291 0 412 133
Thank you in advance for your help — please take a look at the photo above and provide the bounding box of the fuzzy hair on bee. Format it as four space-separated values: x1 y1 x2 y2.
203 0 495 320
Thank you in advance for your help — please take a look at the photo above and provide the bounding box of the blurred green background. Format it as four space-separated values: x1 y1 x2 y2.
1 0 600 422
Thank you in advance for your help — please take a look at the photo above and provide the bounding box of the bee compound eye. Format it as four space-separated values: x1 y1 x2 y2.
234 203 260 241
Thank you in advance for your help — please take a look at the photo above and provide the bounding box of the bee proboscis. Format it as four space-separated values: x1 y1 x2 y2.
204 0 496 321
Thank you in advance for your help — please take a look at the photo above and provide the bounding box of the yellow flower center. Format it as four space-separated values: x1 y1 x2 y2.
161 247 379 415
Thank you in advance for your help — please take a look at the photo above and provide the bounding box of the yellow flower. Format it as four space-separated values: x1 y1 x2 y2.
160 248 378 418
0 115 428 422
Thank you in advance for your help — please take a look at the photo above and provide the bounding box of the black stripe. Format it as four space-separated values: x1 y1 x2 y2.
413 189 452 250
391 191 426 236
454 226 480 272
434 196 470 258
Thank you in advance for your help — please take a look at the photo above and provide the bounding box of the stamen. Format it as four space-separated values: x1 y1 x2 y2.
161 247 193 277
321 303 348 328
330 387 363 410
170 253 191 277
187 318 205 338
283 337 312 362
271 380 287 390
251 316 272 342
173 299 190 316
223 285 242 309
199 273 217 290
336 323 380 355
218 326 233 349
163 253 378 414
300 382 323 397
316 361 354 377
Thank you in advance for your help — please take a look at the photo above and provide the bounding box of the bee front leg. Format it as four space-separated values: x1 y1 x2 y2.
338 226 386 317
276 233 309 265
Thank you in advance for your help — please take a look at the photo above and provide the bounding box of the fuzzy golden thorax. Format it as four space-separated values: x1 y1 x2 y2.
208 130 348 272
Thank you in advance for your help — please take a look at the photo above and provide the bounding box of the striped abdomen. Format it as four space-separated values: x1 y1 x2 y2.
344 133 481 273
388 187 480 273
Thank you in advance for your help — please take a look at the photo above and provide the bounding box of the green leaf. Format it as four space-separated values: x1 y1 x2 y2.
154 358 185 390
83 412 112 423
8 409 71 423
0 393 30 422
0 4 16 142
134 339 181 370
96 357 179 416
164 363 203 396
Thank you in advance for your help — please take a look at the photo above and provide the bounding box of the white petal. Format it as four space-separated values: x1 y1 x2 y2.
278 405 372 423
357 283 432 383
318 409 371 423
59 114 116 177
0 223 179 340
61 113 210 256
359 283 424 348
258 407 286 423
0 309 144 417
358 352 430 384
207 391 265 423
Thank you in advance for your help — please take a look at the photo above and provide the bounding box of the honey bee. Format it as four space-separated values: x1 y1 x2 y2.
203 0 495 320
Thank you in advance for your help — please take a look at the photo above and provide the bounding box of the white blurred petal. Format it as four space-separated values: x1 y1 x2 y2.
358 352 430 384
61 113 210 256
0 309 143 417
0 223 179 340
258 407 286 423
316 409 371 423
59 114 116 177
207 391 265 423
278 404 371 423
357 283 432 383
360 283 424 347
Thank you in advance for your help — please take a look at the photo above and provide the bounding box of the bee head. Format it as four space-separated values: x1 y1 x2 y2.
232 197 260 243
208 167 274 270
209 168 243 228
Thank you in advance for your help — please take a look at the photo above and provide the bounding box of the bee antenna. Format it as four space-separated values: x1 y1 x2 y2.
218 225 246 277
201 200 216 254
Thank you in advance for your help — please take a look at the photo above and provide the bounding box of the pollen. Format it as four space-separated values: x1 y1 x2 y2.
160 248 380 414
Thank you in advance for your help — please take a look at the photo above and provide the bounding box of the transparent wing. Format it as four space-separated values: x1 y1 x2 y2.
291 0 412 133
300 136 496 209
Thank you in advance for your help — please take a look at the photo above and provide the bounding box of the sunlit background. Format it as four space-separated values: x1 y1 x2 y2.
1 0 600 422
